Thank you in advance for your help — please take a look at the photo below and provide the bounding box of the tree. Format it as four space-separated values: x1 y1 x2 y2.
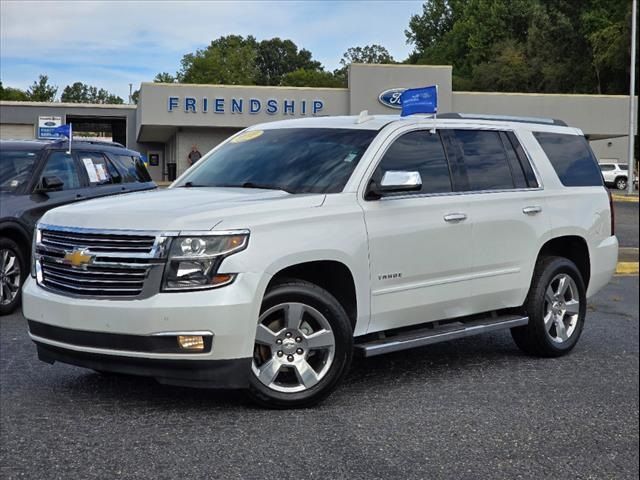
333 44 395 85
255 38 321 85
27 75 57 101
154 72 177 83
0 82 29 101
131 89 140 104
178 35 259 84
60 82 123 104
280 68 343 88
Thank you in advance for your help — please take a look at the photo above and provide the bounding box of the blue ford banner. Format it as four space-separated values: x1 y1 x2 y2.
52 124 71 137
400 85 438 117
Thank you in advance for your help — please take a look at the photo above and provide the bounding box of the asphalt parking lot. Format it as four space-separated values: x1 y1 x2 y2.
1 200 638 480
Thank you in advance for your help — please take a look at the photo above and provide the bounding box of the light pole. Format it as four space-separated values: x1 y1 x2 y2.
628 0 637 194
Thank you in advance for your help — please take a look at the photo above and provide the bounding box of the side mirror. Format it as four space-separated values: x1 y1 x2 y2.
367 171 422 199
38 176 64 192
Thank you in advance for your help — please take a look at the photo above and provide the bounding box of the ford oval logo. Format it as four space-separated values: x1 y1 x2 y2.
44 121 57 126
378 88 406 109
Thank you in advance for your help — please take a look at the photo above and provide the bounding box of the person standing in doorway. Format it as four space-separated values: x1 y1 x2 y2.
187 145 202 166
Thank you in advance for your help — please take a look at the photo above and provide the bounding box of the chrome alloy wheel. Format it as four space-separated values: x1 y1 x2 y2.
0 248 21 306
252 302 336 393
544 273 580 344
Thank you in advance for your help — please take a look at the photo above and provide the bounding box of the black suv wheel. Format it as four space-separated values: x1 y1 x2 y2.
0 237 27 316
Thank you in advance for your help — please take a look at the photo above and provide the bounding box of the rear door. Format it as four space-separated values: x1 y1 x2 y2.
360 127 474 332
442 128 549 312
108 152 156 193
74 151 125 198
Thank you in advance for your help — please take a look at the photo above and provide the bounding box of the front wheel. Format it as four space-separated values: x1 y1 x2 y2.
511 256 586 357
0 237 26 316
247 279 353 408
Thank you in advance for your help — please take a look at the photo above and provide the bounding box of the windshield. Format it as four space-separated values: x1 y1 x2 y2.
174 128 378 194
0 149 40 193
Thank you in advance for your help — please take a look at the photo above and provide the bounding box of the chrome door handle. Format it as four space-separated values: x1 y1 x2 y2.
444 213 467 223
523 206 543 215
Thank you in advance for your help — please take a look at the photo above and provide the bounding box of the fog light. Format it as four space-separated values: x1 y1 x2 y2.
177 335 205 351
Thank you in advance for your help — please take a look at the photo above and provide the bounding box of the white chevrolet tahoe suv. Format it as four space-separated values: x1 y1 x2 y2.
23 113 619 408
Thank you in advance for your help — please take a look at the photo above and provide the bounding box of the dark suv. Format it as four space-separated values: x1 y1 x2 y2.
0 139 156 314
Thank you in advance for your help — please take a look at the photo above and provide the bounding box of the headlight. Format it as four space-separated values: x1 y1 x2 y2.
162 232 249 291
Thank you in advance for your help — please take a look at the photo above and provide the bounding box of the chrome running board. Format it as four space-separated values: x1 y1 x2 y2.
355 315 529 357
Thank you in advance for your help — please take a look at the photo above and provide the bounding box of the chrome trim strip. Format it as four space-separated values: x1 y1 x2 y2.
372 267 521 296
151 331 214 337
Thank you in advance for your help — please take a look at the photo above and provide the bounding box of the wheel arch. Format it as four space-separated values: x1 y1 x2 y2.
536 235 591 289
266 259 359 332
0 221 31 256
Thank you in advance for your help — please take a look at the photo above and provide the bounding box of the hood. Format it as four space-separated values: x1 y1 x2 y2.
40 187 326 232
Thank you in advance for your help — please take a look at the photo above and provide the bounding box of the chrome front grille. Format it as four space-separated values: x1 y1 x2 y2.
35 226 168 298
41 229 156 253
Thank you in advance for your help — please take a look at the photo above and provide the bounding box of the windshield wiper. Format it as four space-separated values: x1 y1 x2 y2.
178 181 205 188
239 182 295 194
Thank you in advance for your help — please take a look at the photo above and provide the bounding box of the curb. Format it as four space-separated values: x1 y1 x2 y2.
616 262 639 275
612 194 639 203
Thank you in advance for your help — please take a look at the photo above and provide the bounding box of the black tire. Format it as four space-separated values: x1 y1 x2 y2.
0 237 27 316
511 256 587 357
615 177 628 190
247 279 353 409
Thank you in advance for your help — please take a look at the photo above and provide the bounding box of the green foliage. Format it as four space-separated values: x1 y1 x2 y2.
154 72 177 83
0 81 29 101
60 82 123 104
256 38 321 85
280 69 344 88
26 75 57 102
178 35 259 84
406 0 633 94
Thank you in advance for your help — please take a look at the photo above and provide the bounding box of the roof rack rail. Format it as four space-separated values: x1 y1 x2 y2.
437 112 567 127
50 139 126 148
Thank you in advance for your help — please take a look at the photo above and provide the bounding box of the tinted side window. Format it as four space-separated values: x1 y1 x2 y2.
506 131 539 188
78 152 121 185
533 132 603 187
599 165 615 171
452 130 514 190
111 154 152 183
500 132 527 189
41 152 81 190
375 130 452 195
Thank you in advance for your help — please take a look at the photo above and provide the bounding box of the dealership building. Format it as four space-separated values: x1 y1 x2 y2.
0 64 636 182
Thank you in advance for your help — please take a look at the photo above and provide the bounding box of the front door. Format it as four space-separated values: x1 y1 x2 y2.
359 128 474 333
25 150 86 229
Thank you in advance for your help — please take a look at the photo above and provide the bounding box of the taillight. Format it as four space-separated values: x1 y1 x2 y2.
607 189 615 236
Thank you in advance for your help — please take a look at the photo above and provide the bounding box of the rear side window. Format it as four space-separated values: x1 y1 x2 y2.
78 152 121 185
533 132 603 187
111 154 152 183
600 165 615 171
375 130 452 195
450 130 514 191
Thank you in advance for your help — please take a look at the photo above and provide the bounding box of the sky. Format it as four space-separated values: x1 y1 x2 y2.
0 0 424 100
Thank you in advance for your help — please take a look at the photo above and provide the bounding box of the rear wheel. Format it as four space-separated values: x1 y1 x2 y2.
247 279 352 408
615 177 628 190
0 238 26 316
511 256 586 357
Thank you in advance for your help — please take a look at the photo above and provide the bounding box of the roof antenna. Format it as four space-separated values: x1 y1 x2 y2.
355 110 375 124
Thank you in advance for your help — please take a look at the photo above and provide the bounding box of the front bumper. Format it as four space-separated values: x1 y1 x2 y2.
22 272 269 387
35 340 251 388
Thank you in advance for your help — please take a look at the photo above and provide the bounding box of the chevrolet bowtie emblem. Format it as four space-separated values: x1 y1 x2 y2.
63 249 93 268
